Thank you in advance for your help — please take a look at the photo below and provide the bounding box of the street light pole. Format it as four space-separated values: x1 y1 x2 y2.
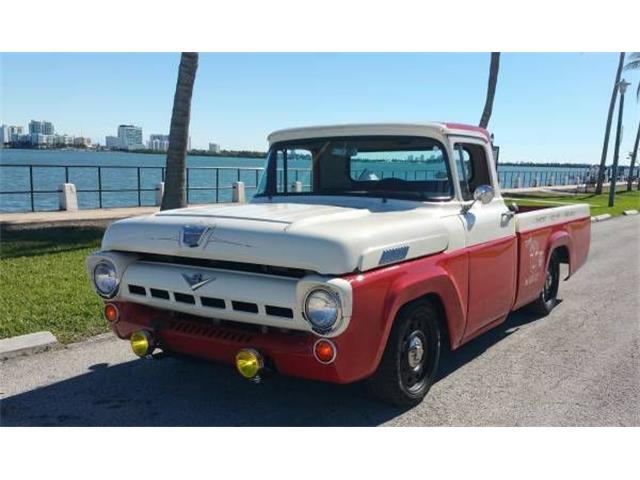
608 79 631 207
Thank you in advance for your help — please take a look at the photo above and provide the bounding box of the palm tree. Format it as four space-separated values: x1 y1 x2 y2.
161 52 199 211
479 52 500 129
623 52 640 100
627 122 640 191
624 53 640 191
595 52 625 194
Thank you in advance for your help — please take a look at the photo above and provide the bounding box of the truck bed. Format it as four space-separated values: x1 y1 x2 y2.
512 203 591 310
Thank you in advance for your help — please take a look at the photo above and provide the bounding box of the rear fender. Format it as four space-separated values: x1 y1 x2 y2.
547 230 572 279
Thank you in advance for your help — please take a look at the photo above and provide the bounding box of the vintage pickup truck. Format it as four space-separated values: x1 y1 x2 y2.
87 122 590 406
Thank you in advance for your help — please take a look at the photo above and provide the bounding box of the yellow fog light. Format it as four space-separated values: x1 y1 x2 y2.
235 348 263 379
130 330 155 357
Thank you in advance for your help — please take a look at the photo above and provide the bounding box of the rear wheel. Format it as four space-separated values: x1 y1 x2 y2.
526 251 560 316
368 299 442 407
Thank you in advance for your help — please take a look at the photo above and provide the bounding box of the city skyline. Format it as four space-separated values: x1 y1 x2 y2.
2 52 639 164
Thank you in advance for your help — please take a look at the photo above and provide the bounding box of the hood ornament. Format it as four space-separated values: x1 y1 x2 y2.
181 273 216 291
181 225 210 248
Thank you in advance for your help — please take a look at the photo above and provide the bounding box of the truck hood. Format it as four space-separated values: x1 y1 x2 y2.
101 201 450 274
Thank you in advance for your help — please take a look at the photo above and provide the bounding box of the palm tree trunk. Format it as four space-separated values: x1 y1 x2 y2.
161 52 199 211
627 121 640 191
595 52 625 194
479 52 500 129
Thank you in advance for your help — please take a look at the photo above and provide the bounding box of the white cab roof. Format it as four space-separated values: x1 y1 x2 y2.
267 122 490 145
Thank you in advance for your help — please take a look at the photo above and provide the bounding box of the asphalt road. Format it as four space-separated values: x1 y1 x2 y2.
1 216 638 426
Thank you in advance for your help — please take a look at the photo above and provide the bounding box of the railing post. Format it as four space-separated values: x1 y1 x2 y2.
29 165 35 211
155 182 165 206
186 168 190 204
137 167 141 206
215 168 219 203
232 181 246 203
59 183 78 211
98 166 103 208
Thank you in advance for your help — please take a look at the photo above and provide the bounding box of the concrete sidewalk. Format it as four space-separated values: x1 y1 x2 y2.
0 203 231 229
0 205 160 226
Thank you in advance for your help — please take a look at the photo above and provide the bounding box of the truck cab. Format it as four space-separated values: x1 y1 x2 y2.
87 122 591 406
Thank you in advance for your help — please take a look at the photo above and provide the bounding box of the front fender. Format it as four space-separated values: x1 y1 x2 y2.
342 251 468 380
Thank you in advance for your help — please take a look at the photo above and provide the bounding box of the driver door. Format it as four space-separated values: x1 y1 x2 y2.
450 138 517 338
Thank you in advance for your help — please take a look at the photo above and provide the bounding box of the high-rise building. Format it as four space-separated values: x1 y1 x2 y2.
208 143 221 154
105 136 120 149
148 134 170 151
8 126 24 142
29 120 54 136
0 125 9 144
117 124 143 150
74 137 91 148
6 126 25 143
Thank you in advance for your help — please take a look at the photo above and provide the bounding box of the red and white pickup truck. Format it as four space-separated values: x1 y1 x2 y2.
87 122 590 406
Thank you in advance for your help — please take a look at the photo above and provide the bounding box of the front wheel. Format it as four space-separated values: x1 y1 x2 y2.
525 251 560 316
368 299 442 407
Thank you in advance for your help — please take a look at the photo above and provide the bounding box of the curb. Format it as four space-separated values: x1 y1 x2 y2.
622 209 639 216
0 331 59 360
591 214 612 222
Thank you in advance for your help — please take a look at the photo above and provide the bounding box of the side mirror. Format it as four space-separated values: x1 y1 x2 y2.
462 185 494 213
473 185 495 204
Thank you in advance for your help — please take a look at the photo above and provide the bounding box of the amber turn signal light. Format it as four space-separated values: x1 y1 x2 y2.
313 339 337 364
104 303 119 323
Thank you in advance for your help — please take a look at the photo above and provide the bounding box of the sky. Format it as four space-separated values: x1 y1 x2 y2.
1 52 639 165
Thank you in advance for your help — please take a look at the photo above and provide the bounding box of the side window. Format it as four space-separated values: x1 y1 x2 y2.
454 145 474 200
275 149 312 193
453 143 491 200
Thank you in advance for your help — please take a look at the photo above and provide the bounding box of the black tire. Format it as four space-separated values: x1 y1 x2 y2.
525 251 560 316
368 299 442 407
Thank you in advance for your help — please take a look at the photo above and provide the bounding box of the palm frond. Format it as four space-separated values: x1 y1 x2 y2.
624 52 640 70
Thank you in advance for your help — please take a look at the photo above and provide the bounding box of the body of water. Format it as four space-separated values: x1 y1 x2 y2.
0 149 598 212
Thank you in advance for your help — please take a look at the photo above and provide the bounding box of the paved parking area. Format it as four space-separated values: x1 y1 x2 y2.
1 216 638 426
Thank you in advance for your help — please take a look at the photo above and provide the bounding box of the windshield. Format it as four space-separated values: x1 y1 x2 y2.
256 136 453 201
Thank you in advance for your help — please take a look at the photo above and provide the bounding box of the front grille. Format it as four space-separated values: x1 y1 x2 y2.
150 288 170 300
135 253 311 279
265 305 294 318
174 292 196 304
167 319 255 343
201 296 225 309
232 301 259 314
128 284 146 296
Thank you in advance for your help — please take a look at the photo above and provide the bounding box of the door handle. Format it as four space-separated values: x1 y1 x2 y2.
501 210 516 222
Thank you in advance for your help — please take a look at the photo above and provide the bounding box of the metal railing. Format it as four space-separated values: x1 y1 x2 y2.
0 163 635 213
0 164 267 212
497 169 590 189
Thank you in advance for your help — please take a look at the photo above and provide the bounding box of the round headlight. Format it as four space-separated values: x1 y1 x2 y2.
304 288 341 333
93 260 118 297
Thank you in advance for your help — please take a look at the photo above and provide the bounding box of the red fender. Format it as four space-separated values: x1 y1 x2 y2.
547 229 573 277
344 250 468 377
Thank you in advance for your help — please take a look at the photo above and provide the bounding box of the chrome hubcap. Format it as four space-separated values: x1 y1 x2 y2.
407 331 425 370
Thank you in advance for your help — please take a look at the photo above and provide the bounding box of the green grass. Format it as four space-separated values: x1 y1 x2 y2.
0 227 108 343
505 189 640 217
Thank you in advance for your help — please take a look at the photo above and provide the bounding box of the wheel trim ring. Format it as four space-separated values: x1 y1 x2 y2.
543 259 558 303
400 327 429 393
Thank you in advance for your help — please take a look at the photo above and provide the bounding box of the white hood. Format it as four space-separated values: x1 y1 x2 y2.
101 200 450 275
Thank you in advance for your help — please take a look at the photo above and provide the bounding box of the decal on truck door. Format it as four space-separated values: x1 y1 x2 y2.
523 236 545 287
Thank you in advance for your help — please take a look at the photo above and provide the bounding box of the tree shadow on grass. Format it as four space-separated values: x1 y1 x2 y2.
0 226 104 259
0 306 551 427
